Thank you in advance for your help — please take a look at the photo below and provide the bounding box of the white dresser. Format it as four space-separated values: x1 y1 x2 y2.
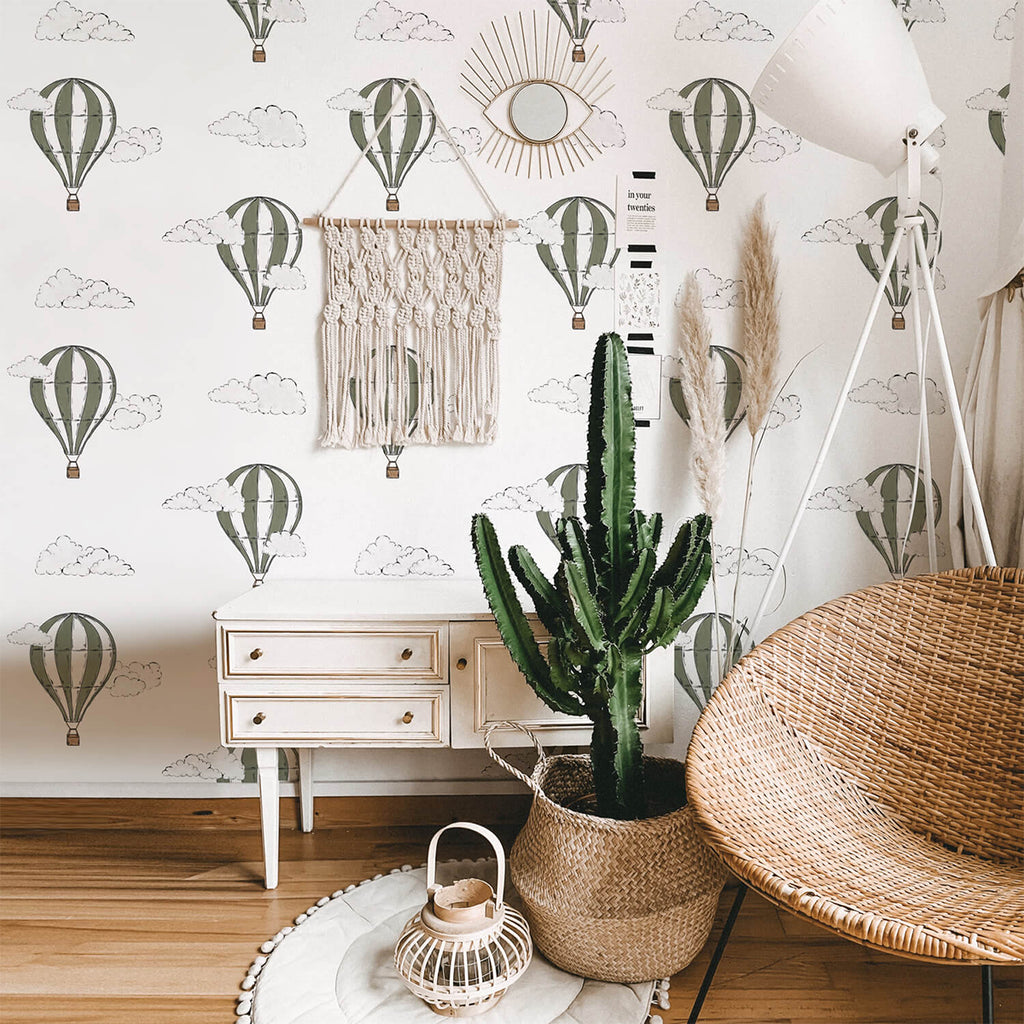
214 579 672 887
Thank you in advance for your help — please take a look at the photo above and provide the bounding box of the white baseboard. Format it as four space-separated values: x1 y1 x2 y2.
0 779 529 799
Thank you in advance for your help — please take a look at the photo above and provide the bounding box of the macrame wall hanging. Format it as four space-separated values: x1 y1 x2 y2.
306 79 515 479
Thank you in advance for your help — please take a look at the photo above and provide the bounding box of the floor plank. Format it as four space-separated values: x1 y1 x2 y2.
1 798 1020 1024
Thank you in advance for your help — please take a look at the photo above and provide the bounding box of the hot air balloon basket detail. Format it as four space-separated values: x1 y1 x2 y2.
317 219 506 465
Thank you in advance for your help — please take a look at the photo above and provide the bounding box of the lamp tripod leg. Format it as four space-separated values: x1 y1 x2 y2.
748 226 908 639
907 230 939 573
911 225 997 565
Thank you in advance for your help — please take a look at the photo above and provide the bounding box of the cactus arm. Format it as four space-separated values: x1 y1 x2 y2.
472 513 557 695
547 637 586 711
556 561 607 650
509 544 572 640
585 333 637 601
641 586 675 647
632 510 663 554
612 546 657 633
555 517 598 595
651 513 712 593
608 641 646 818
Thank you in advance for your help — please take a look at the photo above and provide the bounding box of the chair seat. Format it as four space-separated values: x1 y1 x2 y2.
686 578 1024 967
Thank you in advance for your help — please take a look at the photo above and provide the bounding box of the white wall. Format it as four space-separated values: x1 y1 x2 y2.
0 0 1014 794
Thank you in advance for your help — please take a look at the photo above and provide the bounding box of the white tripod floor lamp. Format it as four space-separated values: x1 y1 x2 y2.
748 0 997 639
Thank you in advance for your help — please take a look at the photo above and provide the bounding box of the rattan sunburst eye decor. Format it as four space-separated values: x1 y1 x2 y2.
461 11 613 178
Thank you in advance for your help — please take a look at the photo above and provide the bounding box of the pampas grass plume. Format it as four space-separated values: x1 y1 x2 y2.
741 196 781 434
677 272 726 520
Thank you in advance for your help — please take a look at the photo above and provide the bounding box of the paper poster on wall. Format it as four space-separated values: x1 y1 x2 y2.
626 344 662 425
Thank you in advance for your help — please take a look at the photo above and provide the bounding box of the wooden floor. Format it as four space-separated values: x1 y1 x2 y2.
1 797 1020 1024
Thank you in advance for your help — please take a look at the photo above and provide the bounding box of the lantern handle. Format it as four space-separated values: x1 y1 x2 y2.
425 822 507 909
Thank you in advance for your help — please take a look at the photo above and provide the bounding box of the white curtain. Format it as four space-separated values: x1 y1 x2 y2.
951 24 1024 568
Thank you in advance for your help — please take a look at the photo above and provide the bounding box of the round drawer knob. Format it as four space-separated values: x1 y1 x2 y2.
456 658 468 670
250 648 263 660
252 712 266 725
401 712 414 724
401 648 413 661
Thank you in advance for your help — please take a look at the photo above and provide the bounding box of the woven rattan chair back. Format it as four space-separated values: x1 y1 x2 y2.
730 566 1023 864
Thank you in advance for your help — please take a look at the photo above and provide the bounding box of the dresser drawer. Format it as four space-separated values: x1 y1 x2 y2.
222 626 445 680
223 690 448 745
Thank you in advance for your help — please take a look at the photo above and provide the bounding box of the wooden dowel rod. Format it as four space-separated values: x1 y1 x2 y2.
303 217 519 229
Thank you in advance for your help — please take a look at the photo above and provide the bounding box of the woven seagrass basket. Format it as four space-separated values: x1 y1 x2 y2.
487 724 726 983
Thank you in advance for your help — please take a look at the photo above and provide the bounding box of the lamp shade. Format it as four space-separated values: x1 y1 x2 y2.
752 0 944 177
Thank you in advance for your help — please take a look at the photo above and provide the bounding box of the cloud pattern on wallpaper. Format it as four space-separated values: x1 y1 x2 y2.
849 373 946 415
208 372 307 415
674 3 773 42
355 2 454 41
223 0 306 63
36 268 133 309
35 535 134 576
673 268 743 308
427 126 482 162
106 661 162 698
164 196 303 330
529 374 591 415
809 464 943 579
36 2 134 41
747 126 801 163
209 105 306 148
995 3 1017 39
354 535 454 576
163 464 304 586
893 0 946 30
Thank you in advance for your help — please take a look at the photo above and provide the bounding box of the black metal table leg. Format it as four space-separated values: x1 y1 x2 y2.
982 964 994 1024
687 883 748 1024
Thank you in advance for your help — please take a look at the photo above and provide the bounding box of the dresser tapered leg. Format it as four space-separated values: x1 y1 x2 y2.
298 748 314 832
255 746 279 890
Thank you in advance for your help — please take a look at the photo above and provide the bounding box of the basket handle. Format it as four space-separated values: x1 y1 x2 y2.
483 720 547 794
425 821 506 907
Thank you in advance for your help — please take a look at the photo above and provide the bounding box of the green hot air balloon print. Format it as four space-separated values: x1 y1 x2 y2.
348 346 426 479
674 612 749 712
29 345 117 479
536 196 619 330
216 196 302 330
224 0 296 62
668 79 755 212
856 197 941 330
546 0 595 61
29 612 116 746
349 79 436 212
990 84 1010 154
216 464 302 586
535 462 585 552
856 463 942 579
670 345 747 441
30 78 116 212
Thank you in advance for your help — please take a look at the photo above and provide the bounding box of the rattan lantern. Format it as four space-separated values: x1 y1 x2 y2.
394 822 532 1017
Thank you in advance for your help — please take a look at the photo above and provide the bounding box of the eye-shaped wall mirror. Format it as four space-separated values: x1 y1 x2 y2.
509 82 568 142
462 10 613 178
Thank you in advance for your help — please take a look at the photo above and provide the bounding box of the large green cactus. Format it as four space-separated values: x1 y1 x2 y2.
473 332 712 819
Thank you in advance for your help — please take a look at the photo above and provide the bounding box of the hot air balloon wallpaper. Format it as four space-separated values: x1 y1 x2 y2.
348 346 426 479
224 0 306 62
667 78 755 212
28 345 117 479
534 462 585 550
216 196 303 330
855 464 942 579
856 197 941 329
216 463 303 586
674 612 749 712
991 84 1009 154
28 78 116 211
28 612 116 745
892 0 946 31
349 78 436 212
670 345 747 440
545 0 624 61
535 196 618 329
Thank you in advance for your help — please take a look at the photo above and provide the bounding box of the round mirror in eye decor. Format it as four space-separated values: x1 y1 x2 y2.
509 81 569 143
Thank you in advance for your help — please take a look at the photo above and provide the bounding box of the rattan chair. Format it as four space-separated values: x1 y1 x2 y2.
685 567 1024 1023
